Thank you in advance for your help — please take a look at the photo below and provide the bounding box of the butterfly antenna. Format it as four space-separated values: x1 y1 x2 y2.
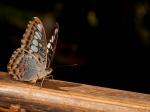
54 64 78 69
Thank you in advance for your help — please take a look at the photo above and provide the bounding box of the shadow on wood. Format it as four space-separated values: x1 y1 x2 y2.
0 71 150 112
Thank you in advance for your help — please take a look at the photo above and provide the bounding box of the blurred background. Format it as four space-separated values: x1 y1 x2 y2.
0 0 150 94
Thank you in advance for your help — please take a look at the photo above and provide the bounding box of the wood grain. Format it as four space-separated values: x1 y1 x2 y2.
0 71 150 112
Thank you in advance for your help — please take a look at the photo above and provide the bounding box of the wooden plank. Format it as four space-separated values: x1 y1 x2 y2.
0 71 150 112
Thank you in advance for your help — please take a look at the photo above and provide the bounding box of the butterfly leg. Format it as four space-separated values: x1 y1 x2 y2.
40 74 53 85
49 75 53 79
39 74 54 88
46 74 53 79
40 77 46 87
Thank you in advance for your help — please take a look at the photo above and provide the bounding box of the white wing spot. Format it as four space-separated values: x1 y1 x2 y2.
55 28 58 34
47 43 51 48
35 31 41 40
32 39 38 46
47 49 49 53
37 24 42 32
50 45 53 50
31 45 38 52
50 35 55 42
39 43 42 47
34 35 38 39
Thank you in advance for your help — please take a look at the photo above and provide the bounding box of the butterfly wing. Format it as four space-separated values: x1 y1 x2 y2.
21 17 47 68
7 48 47 82
46 22 59 69
7 17 50 82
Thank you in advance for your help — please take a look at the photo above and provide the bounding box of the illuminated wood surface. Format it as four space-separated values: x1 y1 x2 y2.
0 72 150 112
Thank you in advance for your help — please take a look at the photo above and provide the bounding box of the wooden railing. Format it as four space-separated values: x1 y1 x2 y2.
0 71 150 112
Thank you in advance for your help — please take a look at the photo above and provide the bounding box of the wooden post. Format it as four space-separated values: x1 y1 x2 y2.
0 71 150 112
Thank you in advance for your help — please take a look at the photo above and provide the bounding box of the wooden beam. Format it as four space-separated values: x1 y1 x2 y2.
0 71 150 112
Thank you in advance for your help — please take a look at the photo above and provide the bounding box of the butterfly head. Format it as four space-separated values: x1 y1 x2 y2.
46 68 53 75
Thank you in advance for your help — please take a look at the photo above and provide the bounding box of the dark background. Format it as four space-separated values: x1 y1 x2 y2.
0 0 150 94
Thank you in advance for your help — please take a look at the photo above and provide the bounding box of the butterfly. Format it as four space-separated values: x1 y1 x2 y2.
7 17 59 84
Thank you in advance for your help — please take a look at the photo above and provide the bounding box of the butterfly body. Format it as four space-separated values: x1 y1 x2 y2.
7 17 59 83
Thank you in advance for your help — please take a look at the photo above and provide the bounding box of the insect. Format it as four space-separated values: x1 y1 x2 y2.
7 17 59 84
